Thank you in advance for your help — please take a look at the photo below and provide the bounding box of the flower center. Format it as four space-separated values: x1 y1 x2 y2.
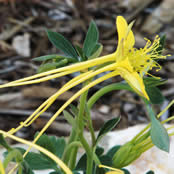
127 36 166 76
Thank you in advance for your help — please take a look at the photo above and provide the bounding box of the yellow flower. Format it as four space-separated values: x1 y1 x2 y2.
0 16 166 148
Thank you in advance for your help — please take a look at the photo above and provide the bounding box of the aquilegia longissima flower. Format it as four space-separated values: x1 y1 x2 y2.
0 16 166 144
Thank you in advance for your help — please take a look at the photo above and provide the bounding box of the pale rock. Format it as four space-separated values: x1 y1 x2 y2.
98 105 110 114
12 33 30 57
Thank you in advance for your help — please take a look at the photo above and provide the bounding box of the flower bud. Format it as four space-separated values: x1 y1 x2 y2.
112 142 141 168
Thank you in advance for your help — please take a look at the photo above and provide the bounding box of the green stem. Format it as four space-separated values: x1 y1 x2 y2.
68 145 78 169
62 141 82 165
87 83 132 109
79 132 93 174
77 79 94 174
85 105 96 146
62 126 78 164
68 78 94 171
78 84 89 131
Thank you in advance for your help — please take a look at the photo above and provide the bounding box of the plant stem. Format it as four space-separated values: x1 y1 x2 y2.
85 105 96 146
79 131 93 174
62 141 82 165
77 79 94 174
62 125 78 164
87 83 132 109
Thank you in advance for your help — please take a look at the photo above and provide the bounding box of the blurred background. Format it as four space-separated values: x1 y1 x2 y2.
0 0 174 140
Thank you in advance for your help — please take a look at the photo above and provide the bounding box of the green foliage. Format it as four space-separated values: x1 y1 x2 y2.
3 148 23 168
145 104 169 152
151 116 169 152
37 59 68 73
1 19 170 174
33 54 76 62
96 117 120 144
88 43 103 60
0 134 12 151
83 21 99 58
145 86 165 104
106 145 121 158
34 133 66 158
18 161 34 174
144 77 166 104
63 110 76 127
75 45 86 61
16 148 58 170
143 77 166 87
47 30 78 59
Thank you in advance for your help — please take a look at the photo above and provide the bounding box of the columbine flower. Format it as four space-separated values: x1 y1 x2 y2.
0 16 166 140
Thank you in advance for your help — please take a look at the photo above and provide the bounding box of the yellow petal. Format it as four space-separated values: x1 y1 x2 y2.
115 58 148 99
119 68 149 100
115 16 135 61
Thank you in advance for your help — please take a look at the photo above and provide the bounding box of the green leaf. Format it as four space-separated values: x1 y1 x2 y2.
145 86 165 104
106 145 121 158
89 43 103 59
145 104 169 152
34 133 66 158
151 116 169 152
9 147 57 170
47 30 78 59
75 153 87 171
19 161 34 174
75 45 86 61
63 110 75 127
0 134 12 151
83 20 99 57
37 59 68 73
26 152 56 170
144 77 167 87
70 104 79 116
3 148 23 168
96 117 120 143
146 170 155 174
33 54 77 63
33 55 65 61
